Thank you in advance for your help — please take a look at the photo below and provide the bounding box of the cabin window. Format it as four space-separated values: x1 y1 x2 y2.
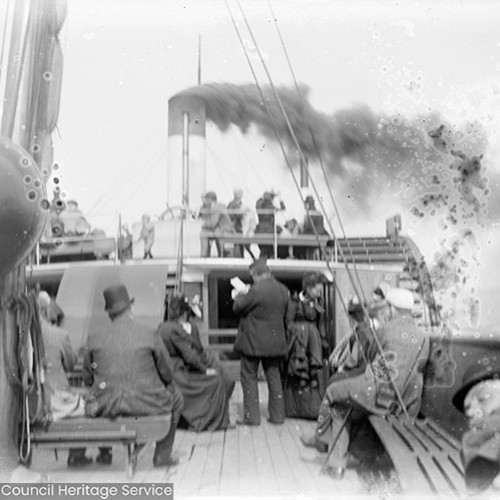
208 274 252 329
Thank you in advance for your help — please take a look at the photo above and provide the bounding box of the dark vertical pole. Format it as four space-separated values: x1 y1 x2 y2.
300 154 309 188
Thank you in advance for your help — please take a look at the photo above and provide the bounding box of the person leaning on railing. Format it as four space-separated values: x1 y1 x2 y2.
199 191 235 257
301 195 329 260
227 188 256 259
255 190 286 258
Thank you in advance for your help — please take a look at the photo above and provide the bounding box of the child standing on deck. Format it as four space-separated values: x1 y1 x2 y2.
137 213 155 259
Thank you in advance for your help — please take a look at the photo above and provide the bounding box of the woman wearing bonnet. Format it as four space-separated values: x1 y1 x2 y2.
157 294 235 431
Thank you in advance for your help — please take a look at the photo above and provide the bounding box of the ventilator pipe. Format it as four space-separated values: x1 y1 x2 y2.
0 136 49 280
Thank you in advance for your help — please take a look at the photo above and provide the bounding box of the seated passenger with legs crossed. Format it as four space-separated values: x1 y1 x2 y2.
300 288 430 479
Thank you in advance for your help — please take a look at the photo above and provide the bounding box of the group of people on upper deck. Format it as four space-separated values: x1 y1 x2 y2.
37 258 500 493
200 188 329 258
117 188 329 260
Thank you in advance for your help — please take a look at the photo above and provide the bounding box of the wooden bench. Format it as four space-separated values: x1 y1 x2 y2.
369 415 466 496
30 414 171 478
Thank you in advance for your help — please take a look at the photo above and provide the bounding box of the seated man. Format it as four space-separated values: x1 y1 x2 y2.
301 288 430 479
38 291 87 467
453 361 500 493
199 191 234 257
77 284 183 468
39 291 94 467
58 200 90 236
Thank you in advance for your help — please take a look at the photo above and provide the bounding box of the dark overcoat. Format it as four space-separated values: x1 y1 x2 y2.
83 314 176 418
233 276 292 358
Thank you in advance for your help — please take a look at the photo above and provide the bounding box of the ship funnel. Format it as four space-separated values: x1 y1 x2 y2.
167 94 206 214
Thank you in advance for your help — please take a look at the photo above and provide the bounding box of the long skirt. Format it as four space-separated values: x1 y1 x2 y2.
173 358 235 432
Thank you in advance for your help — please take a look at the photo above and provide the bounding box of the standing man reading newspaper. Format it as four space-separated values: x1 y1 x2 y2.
232 259 292 425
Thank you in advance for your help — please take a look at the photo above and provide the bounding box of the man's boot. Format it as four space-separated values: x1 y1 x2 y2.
67 448 92 468
96 447 113 465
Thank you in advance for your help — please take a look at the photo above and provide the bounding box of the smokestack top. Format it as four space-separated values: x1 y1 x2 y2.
168 94 206 136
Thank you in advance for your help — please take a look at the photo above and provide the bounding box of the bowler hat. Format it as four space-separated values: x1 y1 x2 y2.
452 362 500 413
103 284 134 316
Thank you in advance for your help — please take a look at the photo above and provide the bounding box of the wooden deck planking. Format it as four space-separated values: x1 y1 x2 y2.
252 423 280 495
23 382 368 498
197 430 226 495
277 419 319 495
217 425 240 496
236 425 261 496
177 431 213 496
169 429 203 490
261 420 297 496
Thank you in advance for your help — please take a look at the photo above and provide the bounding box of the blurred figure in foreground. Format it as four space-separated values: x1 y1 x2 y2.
453 362 500 494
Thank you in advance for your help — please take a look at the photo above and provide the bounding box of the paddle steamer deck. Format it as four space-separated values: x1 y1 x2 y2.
26 383 374 499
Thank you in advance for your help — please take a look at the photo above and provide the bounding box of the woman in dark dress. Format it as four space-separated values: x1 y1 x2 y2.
284 272 329 419
157 294 235 431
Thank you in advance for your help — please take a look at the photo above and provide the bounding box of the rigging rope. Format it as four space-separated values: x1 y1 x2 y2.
226 0 370 370
265 0 371 308
2 290 49 464
231 0 410 418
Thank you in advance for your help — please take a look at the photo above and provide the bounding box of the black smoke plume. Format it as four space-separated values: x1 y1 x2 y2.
176 82 497 330
176 82 493 220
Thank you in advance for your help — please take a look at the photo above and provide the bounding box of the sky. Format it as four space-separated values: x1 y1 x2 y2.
4 0 500 330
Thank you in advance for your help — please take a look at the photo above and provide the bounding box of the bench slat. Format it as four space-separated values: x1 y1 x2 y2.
32 415 171 443
31 430 136 444
422 418 461 451
369 416 434 494
369 415 465 495
394 419 464 494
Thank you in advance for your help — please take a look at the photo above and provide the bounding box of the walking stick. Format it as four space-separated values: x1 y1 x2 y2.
321 406 353 472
